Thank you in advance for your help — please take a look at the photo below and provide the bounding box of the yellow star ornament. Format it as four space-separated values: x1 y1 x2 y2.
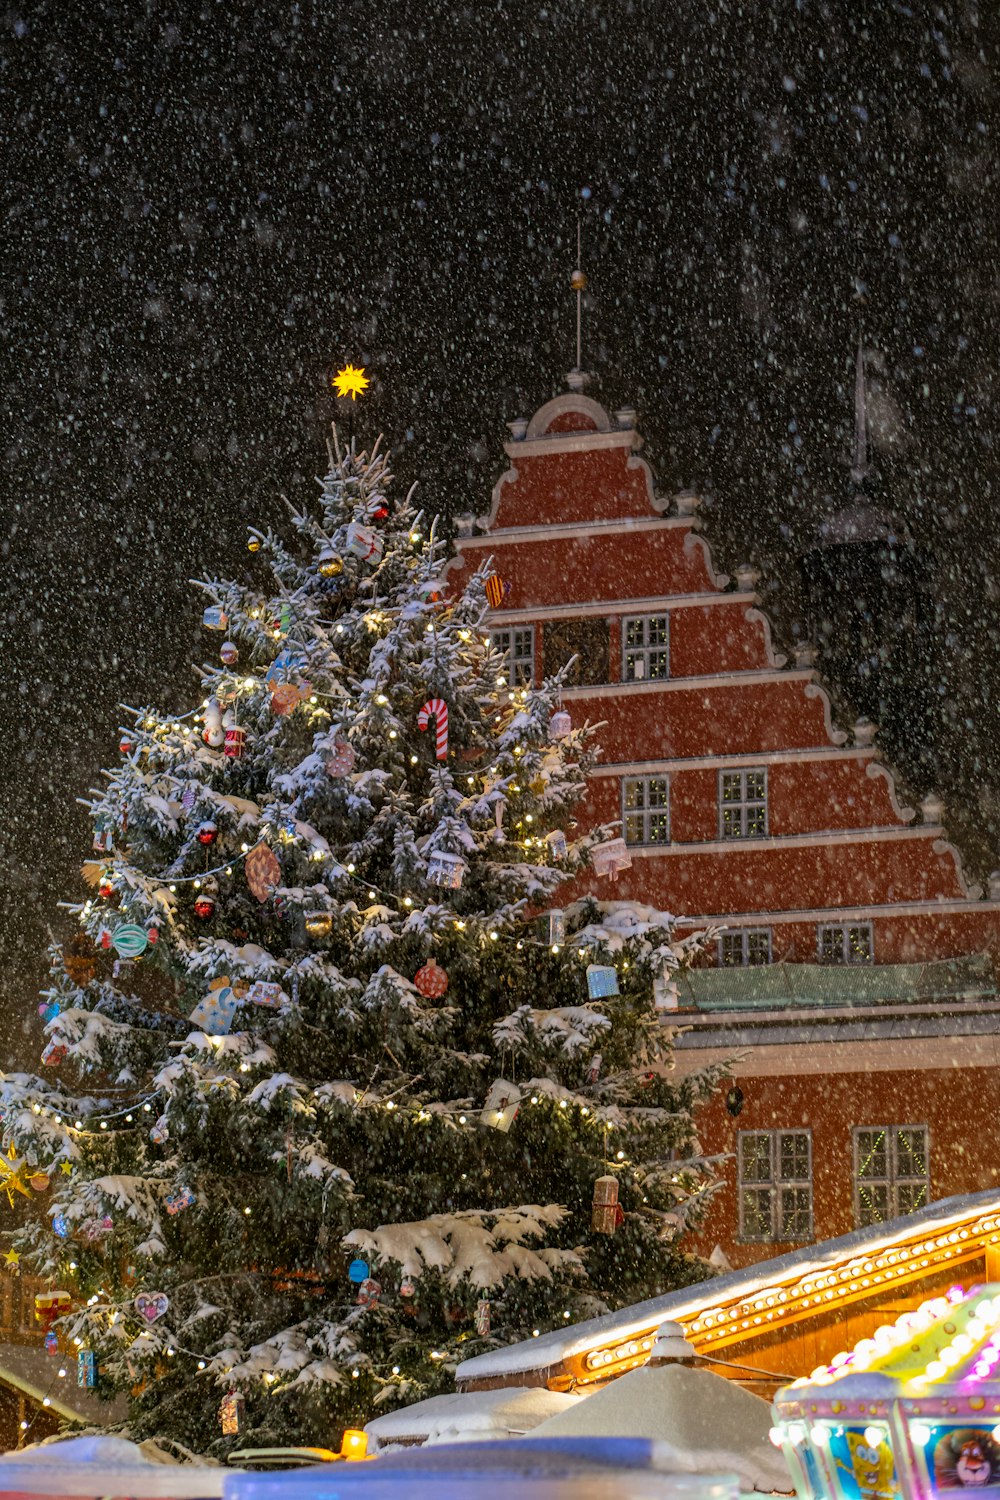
332 364 369 401
0 1148 31 1208
3 1249 20 1270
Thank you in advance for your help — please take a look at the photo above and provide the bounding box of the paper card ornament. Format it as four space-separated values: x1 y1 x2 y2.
245 842 281 902
475 1298 491 1336
270 681 307 716
110 923 148 959
482 1079 521 1133
134 1291 169 1323
546 829 568 861
348 1258 370 1283
189 978 239 1036
549 709 572 741
38 1000 60 1024
224 725 247 759
92 820 113 853
346 521 383 563
326 736 356 777
356 1277 382 1308
586 1051 603 1084
149 1116 169 1145
44 1330 59 1355
271 602 292 636
220 1389 244 1436
484 572 507 608
247 980 286 1008
165 1186 196 1215
79 1215 113 1242
426 850 467 889
414 958 449 999
542 910 566 946
77 1349 97 1388
203 605 228 630
587 964 620 999
41 1040 68 1067
592 1174 624 1235
591 837 632 880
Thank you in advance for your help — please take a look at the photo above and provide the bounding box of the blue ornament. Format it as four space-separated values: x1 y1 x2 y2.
52 1213 68 1238
77 1349 96 1387
38 1001 60 1024
348 1258 369 1284
44 1330 58 1355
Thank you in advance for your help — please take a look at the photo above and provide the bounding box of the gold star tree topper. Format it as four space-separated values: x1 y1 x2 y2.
332 364 369 401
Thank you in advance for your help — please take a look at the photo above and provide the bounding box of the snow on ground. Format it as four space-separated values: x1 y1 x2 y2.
366 1386 582 1450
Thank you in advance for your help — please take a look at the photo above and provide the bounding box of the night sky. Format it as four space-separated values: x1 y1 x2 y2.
3 1 999 1058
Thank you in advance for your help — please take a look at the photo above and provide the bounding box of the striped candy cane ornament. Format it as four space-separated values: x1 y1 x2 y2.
417 698 449 760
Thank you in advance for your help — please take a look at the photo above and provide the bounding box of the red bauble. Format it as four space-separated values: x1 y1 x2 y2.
196 821 218 846
98 878 114 900
193 896 215 920
147 927 159 945
371 502 390 522
119 736 133 756
414 958 449 999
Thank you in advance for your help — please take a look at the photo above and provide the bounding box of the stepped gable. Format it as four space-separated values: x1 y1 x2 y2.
446 384 1000 966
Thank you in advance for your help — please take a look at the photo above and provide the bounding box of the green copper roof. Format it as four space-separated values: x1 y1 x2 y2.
675 953 996 1011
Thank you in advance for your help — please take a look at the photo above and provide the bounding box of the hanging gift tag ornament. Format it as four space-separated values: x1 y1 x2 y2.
270 602 292 636
591 837 632 880
134 1291 169 1324
346 521 384 563
541 910 566 946
111 924 148 959
189 977 239 1036
220 1389 245 1436
247 980 286 1008
245 843 281 902
484 573 507 608
592 1175 623 1235
481 1079 521 1133
417 698 448 760
587 964 620 999
224 724 247 759
326 736 356 777
165 1186 196 1215
220 640 239 666
77 1348 97 1388
475 1299 491 1336
181 785 198 812
348 1258 370 1284
270 681 307 717
586 1051 603 1085
79 1215 113 1243
202 698 225 749
203 605 228 631
549 708 572 741
357 1276 382 1309
426 850 467 889
149 1116 169 1145
41 1040 68 1067
38 1000 60 1024
546 829 568 861
92 818 113 854
414 958 449 999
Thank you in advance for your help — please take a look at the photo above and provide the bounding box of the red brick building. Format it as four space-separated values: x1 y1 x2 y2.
447 377 1000 1270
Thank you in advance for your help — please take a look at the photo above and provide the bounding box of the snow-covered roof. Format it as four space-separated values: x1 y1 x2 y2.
456 1188 1000 1385
0 1342 128 1427
365 1387 581 1450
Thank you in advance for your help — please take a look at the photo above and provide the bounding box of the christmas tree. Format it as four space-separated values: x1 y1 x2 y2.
0 431 726 1454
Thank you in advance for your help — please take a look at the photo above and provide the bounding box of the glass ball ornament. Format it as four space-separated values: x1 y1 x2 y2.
317 549 344 578
220 641 239 666
193 896 216 920
247 535 262 553
570 269 587 291
196 821 218 846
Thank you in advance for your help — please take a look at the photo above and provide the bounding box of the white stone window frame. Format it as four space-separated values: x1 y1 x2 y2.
817 921 874 965
737 1129 813 1244
489 625 535 687
621 774 670 848
622 612 670 683
718 927 773 968
853 1124 930 1228
718 767 769 840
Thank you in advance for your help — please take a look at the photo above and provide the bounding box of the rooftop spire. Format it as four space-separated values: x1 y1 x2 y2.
566 191 591 392
850 337 870 485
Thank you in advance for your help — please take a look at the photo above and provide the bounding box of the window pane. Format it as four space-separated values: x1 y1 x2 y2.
746 930 771 965
858 1182 890 1227
780 1187 811 1239
648 779 668 807
648 812 669 844
741 1188 772 1239
746 805 767 837
897 1182 928 1215
820 928 845 963
625 620 644 649
848 925 873 963
624 779 646 811
721 773 742 803
624 813 645 844
779 1133 810 1181
740 1134 772 1183
648 650 669 679
648 617 668 645
722 807 743 839
895 1128 927 1180
720 934 744 967
746 771 766 801
856 1129 888 1181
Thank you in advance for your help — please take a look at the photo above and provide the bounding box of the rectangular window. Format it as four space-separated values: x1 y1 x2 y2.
623 614 669 682
490 626 535 687
738 1129 813 1242
854 1125 929 1227
818 922 874 965
719 928 772 967
719 768 768 839
622 775 670 847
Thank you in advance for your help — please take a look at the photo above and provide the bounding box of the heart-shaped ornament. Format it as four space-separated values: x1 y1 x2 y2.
134 1291 169 1323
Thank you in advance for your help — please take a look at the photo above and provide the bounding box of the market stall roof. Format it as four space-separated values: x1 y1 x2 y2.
0 1343 128 1427
527 1352 789 1494
365 1387 581 1450
457 1188 1000 1393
